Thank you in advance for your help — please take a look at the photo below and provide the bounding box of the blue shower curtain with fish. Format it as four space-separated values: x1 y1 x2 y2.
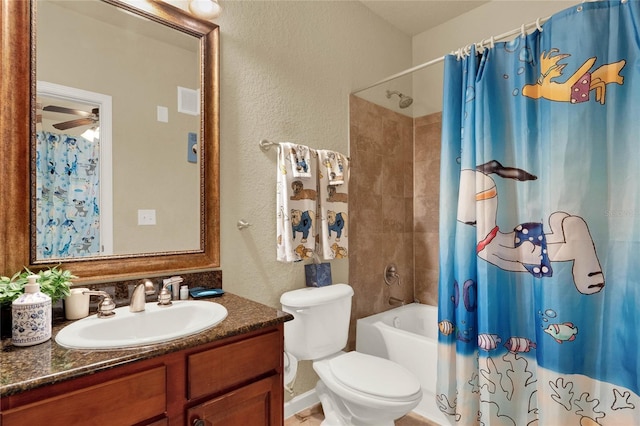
35 131 101 258
437 1 640 424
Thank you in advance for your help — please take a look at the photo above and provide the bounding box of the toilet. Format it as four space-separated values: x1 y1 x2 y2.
281 283 422 426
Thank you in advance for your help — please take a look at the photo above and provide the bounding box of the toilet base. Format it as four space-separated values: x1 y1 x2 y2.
315 380 395 426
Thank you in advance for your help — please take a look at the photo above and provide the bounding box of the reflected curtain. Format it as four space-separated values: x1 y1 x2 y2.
35 131 101 258
437 1 639 424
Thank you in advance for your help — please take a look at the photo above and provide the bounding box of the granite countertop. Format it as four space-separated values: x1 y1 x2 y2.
0 292 293 397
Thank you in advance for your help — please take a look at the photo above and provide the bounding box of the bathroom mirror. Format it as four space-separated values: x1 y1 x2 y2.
0 0 220 282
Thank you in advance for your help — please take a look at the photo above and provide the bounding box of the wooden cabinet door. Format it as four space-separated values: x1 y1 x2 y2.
0 366 166 426
187 375 281 426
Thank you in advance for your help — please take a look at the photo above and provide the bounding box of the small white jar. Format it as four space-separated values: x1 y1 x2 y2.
64 288 90 320
180 285 189 300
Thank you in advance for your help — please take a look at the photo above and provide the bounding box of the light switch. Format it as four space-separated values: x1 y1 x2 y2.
157 106 168 123
188 132 197 163
138 209 156 225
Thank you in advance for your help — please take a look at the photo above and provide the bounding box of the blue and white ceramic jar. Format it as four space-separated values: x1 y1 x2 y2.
12 274 51 346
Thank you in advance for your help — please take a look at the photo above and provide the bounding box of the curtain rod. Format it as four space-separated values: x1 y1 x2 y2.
352 15 551 94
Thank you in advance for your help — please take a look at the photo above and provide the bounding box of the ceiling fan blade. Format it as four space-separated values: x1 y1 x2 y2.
43 105 93 117
53 117 96 131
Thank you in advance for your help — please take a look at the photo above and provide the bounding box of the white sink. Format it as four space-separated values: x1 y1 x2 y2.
55 300 228 349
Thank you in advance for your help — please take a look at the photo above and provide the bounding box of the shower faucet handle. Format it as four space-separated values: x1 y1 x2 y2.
384 263 401 286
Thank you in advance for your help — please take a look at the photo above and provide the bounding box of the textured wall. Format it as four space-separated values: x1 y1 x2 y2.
215 0 411 307
213 0 412 399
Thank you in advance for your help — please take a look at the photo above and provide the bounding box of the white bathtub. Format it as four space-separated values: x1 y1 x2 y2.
356 303 450 425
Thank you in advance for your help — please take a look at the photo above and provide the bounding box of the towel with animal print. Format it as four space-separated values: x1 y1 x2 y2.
317 150 349 260
276 143 318 262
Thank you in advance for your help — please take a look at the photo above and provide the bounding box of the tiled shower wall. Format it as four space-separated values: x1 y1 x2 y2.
413 112 441 306
348 95 441 346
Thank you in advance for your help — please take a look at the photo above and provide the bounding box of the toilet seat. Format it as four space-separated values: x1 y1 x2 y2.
327 352 421 401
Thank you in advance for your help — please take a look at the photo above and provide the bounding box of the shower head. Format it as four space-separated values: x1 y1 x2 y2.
386 90 413 109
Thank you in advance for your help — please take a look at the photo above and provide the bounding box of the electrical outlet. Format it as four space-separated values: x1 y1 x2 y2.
138 209 156 225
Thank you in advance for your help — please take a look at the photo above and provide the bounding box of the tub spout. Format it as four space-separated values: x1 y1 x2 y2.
388 296 405 306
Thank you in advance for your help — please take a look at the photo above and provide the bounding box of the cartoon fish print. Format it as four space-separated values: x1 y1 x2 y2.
478 333 502 351
456 331 471 343
439 320 455 336
544 322 578 344
504 336 536 353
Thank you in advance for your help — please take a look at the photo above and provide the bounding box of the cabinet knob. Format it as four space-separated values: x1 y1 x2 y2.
193 419 206 426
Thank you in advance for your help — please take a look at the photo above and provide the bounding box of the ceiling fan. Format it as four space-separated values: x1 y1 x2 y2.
42 105 100 131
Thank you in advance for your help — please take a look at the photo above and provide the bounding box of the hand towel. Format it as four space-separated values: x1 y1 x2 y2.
320 150 345 185
287 143 313 178
317 150 349 260
276 143 318 262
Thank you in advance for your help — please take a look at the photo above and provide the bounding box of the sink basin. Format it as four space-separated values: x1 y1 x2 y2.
55 300 228 349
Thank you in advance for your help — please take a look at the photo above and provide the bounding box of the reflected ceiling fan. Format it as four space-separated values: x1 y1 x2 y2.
42 105 99 131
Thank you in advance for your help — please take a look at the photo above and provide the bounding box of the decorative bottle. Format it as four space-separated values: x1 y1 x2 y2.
12 274 52 346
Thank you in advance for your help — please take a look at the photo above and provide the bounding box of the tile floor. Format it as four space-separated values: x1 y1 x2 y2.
284 404 439 426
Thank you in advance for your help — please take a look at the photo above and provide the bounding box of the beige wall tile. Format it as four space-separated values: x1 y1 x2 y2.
350 95 441 341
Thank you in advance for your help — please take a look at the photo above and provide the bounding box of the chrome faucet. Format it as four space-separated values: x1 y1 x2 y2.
83 290 116 318
130 279 156 313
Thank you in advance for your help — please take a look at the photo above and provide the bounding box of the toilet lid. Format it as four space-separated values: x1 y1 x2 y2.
328 352 421 399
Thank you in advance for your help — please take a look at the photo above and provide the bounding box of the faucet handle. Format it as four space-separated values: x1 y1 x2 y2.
83 290 116 318
141 279 156 295
158 278 174 306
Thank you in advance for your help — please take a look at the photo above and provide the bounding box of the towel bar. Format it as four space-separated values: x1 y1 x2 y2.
237 219 252 230
259 139 352 162
259 139 277 151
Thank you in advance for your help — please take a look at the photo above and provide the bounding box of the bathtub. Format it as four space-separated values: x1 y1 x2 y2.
356 303 450 425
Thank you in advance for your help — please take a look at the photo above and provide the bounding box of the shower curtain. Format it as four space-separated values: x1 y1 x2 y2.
437 1 639 425
35 131 101 258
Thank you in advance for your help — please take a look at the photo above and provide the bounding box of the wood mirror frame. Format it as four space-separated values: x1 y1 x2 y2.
0 0 220 283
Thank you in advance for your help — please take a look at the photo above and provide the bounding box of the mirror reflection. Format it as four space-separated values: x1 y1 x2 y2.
35 0 201 260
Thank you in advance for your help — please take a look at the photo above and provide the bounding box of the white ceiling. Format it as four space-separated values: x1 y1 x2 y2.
359 0 490 36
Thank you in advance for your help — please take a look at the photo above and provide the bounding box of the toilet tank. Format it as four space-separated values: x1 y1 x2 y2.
280 283 354 361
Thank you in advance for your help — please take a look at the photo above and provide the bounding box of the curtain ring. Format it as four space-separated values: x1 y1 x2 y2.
535 17 543 32
521 24 526 38
490 36 495 49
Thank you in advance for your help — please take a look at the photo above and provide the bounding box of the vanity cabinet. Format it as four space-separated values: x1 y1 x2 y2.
187 375 281 426
0 366 167 425
0 325 284 426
